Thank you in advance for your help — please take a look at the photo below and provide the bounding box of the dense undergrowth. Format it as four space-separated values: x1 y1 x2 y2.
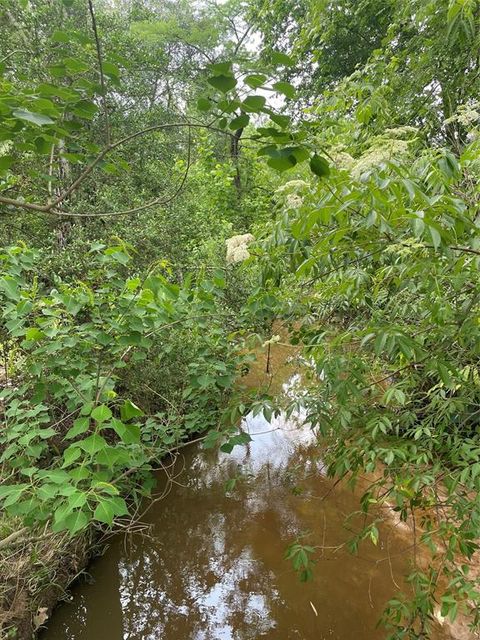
1 0 480 638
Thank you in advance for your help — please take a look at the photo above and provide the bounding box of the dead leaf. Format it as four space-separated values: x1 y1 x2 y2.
33 607 49 629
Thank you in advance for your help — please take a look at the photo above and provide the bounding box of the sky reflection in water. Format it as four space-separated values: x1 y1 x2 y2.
42 374 433 640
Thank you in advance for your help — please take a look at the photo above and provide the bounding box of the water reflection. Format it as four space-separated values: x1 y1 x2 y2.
43 393 430 640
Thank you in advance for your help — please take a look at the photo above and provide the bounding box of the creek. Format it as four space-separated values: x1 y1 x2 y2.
41 345 457 640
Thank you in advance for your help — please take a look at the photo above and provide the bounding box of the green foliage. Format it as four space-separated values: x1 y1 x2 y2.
284 535 317 582
1 0 480 637
253 114 480 634
198 60 330 178
0 243 244 535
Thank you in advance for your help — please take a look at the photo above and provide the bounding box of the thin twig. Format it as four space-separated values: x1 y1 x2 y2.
0 50 26 64
0 122 231 216
88 0 110 145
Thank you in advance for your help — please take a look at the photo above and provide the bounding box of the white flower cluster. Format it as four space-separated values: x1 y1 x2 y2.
225 233 255 265
275 179 309 194
330 129 417 178
262 334 281 348
458 106 480 127
352 139 410 179
445 101 480 128
383 126 418 139
275 180 308 209
331 150 355 171
285 193 303 209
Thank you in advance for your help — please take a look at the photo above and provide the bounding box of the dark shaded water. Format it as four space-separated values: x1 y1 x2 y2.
41 348 459 640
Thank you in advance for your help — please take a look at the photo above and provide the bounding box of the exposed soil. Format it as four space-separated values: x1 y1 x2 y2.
0 521 96 639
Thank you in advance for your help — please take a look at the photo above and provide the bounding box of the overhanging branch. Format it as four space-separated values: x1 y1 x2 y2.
0 122 232 218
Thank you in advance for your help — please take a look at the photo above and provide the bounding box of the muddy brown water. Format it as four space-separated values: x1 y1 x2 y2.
41 347 458 640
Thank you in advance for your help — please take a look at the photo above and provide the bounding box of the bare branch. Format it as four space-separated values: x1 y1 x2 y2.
0 121 231 217
88 0 111 145
52 128 193 218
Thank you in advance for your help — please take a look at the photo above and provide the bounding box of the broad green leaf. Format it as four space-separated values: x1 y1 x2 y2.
67 490 88 510
93 481 119 495
202 430 222 449
64 57 90 73
79 433 108 455
120 400 144 421
270 50 295 66
95 445 125 467
207 74 237 93
0 277 20 300
270 114 291 128
197 97 211 112
12 109 54 126
208 61 232 74
110 418 140 445
62 445 82 467
429 225 441 249
242 95 266 112
63 510 89 534
309 154 330 177
0 155 14 171
103 61 120 79
70 100 98 119
122 424 141 445
91 404 113 423
65 417 90 439
0 483 29 501
263 147 298 171
93 496 128 525
24 327 44 342
34 137 53 154
272 81 296 98
229 114 249 130
51 30 70 43
244 74 267 88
